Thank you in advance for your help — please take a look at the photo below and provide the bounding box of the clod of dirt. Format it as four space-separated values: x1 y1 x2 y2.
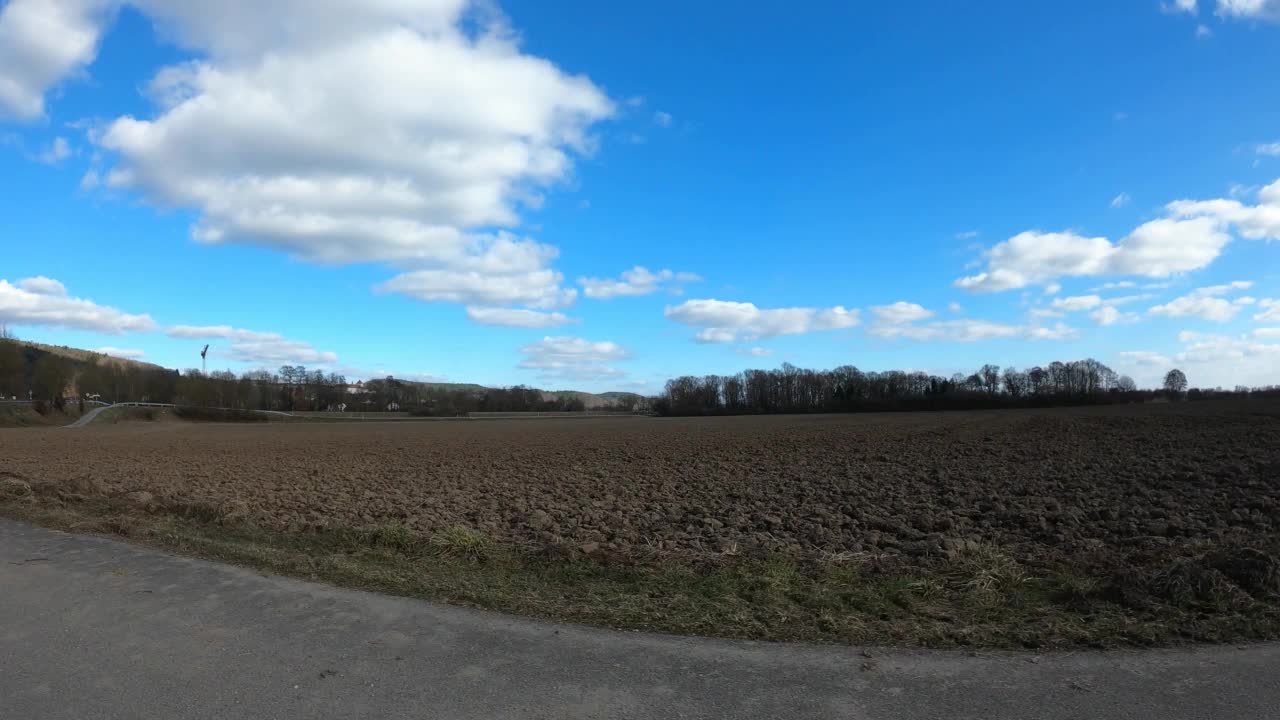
122 490 155 507
0 478 33 499
1209 548 1280 597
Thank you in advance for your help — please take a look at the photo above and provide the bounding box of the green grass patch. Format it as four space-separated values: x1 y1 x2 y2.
3 492 1278 649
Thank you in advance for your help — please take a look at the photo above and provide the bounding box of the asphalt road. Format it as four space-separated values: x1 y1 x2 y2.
2 518 1277 720
64 404 110 428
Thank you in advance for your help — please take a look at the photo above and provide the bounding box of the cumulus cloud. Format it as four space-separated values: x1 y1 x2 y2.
376 267 576 309
164 324 336 365
16 276 68 295
1256 298 1280 322
1095 281 1137 291
36 136 71 164
0 276 157 334
955 188 1261 291
1118 350 1172 367
49 1 614 318
464 306 575 328
578 266 702 299
1025 322 1080 341
1165 329 1280 387
1148 281 1253 322
870 301 934 324
664 299 860 343
1216 0 1280 21
518 335 628 380
1167 179 1280 241
1049 295 1103 312
1090 306 1139 326
0 0 114 120
94 346 145 359
947 301 964 313
868 319 1023 342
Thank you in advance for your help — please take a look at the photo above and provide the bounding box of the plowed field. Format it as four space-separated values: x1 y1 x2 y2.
3 399 1279 646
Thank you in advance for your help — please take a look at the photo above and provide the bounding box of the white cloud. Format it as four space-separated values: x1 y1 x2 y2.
166 324 233 338
1196 23 1213 36
0 0 113 120
1025 322 1080 341
1168 330 1280 387
1119 350 1172 367
68 1 613 314
947 301 964 313
164 324 337 365
1254 327 1280 339
1110 192 1131 208
1259 143 1280 157
464 306 574 328
1095 281 1136 291
1049 295 1102 312
1148 282 1253 322
868 319 1024 343
1235 296 1257 305
1172 0 1198 12
578 266 702 300
1256 298 1280 322
955 230 979 240
518 335 628 380
1216 0 1280 21
956 202 1239 292
0 276 157 334
1167 179 1280 241
736 346 773 358
665 299 860 343
653 110 673 127
1043 282 1062 295
1090 305 1139 326
36 136 71 164
870 301 934 324
94 346 145 359
16 276 68 296
375 267 577 310
1105 294 1155 305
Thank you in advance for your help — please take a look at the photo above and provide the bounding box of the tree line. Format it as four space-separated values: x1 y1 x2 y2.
653 359 1269 416
0 336 626 415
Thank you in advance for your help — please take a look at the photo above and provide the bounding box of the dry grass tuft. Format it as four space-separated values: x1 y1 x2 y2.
428 526 495 562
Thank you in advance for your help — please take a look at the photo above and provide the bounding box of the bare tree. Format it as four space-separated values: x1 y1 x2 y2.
1163 368 1188 396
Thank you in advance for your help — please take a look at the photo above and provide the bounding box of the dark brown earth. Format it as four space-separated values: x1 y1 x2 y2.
2 401 1278 562
3 399 1279 646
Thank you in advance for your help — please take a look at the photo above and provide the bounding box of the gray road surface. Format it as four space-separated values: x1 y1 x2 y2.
64 404 111 428
2 518 1277 720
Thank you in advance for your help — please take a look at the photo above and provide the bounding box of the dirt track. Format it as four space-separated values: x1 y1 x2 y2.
3 400 1278 568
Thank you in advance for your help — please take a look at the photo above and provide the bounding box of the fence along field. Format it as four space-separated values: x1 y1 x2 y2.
2 398 1278 648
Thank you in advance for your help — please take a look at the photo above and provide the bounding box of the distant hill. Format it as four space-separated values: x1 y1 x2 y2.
19 341 164 372
8 339 644 405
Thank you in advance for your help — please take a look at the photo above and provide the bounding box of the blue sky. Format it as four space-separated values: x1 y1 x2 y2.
2 0 1279 391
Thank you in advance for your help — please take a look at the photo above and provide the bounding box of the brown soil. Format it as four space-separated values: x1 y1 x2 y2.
3 398 1278 646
